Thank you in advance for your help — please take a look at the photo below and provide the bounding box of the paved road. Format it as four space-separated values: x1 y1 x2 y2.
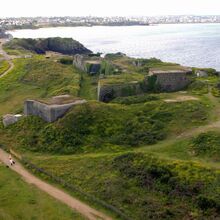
0 148 112 220
0 39 14 78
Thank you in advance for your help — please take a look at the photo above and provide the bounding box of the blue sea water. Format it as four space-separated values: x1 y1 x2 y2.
9 23 220 70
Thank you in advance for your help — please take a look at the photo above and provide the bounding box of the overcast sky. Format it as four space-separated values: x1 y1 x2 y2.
1 0 220 17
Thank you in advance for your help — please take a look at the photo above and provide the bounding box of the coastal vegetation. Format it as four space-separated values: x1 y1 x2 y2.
1 40 220 219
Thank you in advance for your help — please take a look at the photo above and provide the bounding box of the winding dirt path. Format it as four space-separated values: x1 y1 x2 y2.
0 148 112 220
0 39 14 78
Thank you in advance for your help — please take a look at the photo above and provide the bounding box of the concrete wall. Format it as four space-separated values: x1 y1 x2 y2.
24 99 87 122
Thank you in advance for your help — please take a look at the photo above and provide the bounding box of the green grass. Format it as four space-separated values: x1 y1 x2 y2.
2 50 220 219
0 98 211 154
79 72 98 100
0 60 10 76
0 56 81 115
23 151 220 220
0 164 84 220
99 73 144 86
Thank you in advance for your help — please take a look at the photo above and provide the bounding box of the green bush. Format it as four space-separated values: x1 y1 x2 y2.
2 99 209 154
59 57 73 65
190 131 220 159
111 94 159 105
188 80 209 95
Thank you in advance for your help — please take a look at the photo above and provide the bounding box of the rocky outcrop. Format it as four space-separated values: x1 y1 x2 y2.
24 98 87 122
3 114 22 127
4 37 92 55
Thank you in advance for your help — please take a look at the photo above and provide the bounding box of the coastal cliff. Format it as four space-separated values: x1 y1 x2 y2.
4 37 92 55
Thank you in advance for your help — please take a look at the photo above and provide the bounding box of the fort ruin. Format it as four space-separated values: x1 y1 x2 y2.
24 96 87 122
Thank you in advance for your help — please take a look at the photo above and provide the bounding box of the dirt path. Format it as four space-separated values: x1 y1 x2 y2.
0 39 14 78
0 148 112 220
177 119 220 139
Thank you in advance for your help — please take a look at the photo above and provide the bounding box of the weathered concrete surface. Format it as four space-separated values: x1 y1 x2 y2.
149 70 191 92
3 114 22 127
98 81 142 102
24 99 87 122
73 54 102 74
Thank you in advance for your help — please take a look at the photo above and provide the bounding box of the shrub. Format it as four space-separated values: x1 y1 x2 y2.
188 81 209 95
190 131 220 159
112 94 159 105
59 57 73 65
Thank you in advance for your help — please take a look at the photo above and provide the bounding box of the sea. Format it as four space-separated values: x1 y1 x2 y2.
8 23 220 70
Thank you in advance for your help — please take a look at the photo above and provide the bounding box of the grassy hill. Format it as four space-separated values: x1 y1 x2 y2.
0 164 84 220
2 48 220 219
0 56 80 115
0 97 210 154
0 60 10 76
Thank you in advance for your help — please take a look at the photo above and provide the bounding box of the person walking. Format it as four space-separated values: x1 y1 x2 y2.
9 154 15 166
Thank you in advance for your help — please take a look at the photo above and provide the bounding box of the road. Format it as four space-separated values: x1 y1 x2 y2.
0 148 112 220
0 39 14 78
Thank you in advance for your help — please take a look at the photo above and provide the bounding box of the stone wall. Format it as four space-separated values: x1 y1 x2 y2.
73 54 87 72
73 54 101 74
24 99 87 122
149 71 191 92
98 82 142 102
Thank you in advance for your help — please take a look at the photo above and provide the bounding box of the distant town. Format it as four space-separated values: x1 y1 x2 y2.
1 15 220 30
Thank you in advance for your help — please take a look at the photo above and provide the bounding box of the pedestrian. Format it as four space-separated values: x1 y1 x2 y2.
9 155 15 166
9 158 13 166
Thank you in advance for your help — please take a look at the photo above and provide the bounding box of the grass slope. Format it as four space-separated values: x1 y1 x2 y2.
25 151 220 220
0 60 10 76
0 164 84 220
0 56 80 115
0 98 210 154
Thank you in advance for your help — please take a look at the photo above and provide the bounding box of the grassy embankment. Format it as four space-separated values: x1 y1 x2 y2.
0 56 81 115
2 50 220 219
0 164 84 220
0 93 216 219
0 60 10 76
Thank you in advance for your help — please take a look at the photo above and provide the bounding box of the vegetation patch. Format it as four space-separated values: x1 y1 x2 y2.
0 164 83 220
0 60 10 76
111 94 160 105
188 80 209 95
190 131 220 160
0 57 80 115
211 82 220 97
1 99 210 154
26 152 220 220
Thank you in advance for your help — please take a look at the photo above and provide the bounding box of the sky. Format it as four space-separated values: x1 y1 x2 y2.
1 0 220 17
